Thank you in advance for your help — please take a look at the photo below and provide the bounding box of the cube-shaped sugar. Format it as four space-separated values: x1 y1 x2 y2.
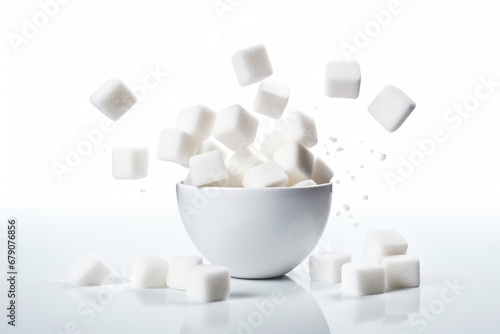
224 146 267 187
273 143 314 186
365 229 408 264
167 256 203 290
157 128 199 168
309 251 351 283
130 255 169 289
89 78 137 121
213 104 259 151
197 139 228 161
186 265 231 303
189 151 228 186
176 104 216 141
325 60 361 99
342 262 385 296
311 156 334 184
69 251 111 286
368 85 416 132
260 110 317 159
242 161 288 188
381 254 420 290
232 44 273 86
292 179 317 187
112 147 148 180
253 79 290 118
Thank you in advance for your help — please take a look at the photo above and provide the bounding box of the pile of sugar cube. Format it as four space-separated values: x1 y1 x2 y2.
89 44 415 184
309 229 419 296
68 251 231 303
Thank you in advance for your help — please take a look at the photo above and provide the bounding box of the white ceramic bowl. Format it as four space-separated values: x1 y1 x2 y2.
176 182 332 279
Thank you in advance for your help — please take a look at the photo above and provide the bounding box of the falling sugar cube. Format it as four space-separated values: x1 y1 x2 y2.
232 44 273 86
368 85 416 132
253 78 290 118
325 60 361 99
112 147 149 180
89 78 137 121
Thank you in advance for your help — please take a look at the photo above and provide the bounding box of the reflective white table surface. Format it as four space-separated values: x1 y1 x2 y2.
1 209 498 334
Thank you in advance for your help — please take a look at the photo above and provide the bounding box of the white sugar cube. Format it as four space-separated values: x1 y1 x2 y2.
69 251 111 286
176 104 216 141
309 251 351 283
242 161 288 188
325 60 361 99
253 79 290 118
260 110 317 159
112 147 148 180
382 254 420 290
157 128 199 168
225 146 267 187
311 156 333 185
89 78 137 121
292 179 317 187
130 255 169 289
342 262 385 296
273 142 314 186
197 139 228 161
213 104 259 151
232 44 273 86
186 265 231 303
167 256 203 290
365 229 408 264
189 151 228 186
368 85 416 132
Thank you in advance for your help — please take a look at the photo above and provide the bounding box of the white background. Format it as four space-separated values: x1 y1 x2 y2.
1 0 500 333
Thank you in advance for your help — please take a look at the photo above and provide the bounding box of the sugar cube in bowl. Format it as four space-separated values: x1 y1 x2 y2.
176 182 332 279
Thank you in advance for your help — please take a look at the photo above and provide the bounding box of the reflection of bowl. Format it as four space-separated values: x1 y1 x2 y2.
176 182 332 279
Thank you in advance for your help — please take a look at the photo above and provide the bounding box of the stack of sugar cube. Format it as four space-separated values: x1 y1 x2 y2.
69 251 230 303
309 229 420 296
154 44 333 188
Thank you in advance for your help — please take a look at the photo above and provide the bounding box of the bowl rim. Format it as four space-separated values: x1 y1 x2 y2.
177 180 332 191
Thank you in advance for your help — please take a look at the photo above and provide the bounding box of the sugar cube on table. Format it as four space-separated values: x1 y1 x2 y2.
225 146 267 187
232 44 273 86
311 156 333 185
324 60 361 99
176 104 216 141
368 85 416 132
157 128 199 168
112 147 148 180
382 254 420 290
273 142 314 186
213 104 259 151
260 110 317 159
68 251 111 286
342 262 386 296
197 139 228 161
167 256 203 291
292 179 317 187
89 78 137 121
186 265 231 303
309 251 351 283
242 161 289 188
365 229 408 264
253 78 290 118
130 255 169 289
189 151 228 187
